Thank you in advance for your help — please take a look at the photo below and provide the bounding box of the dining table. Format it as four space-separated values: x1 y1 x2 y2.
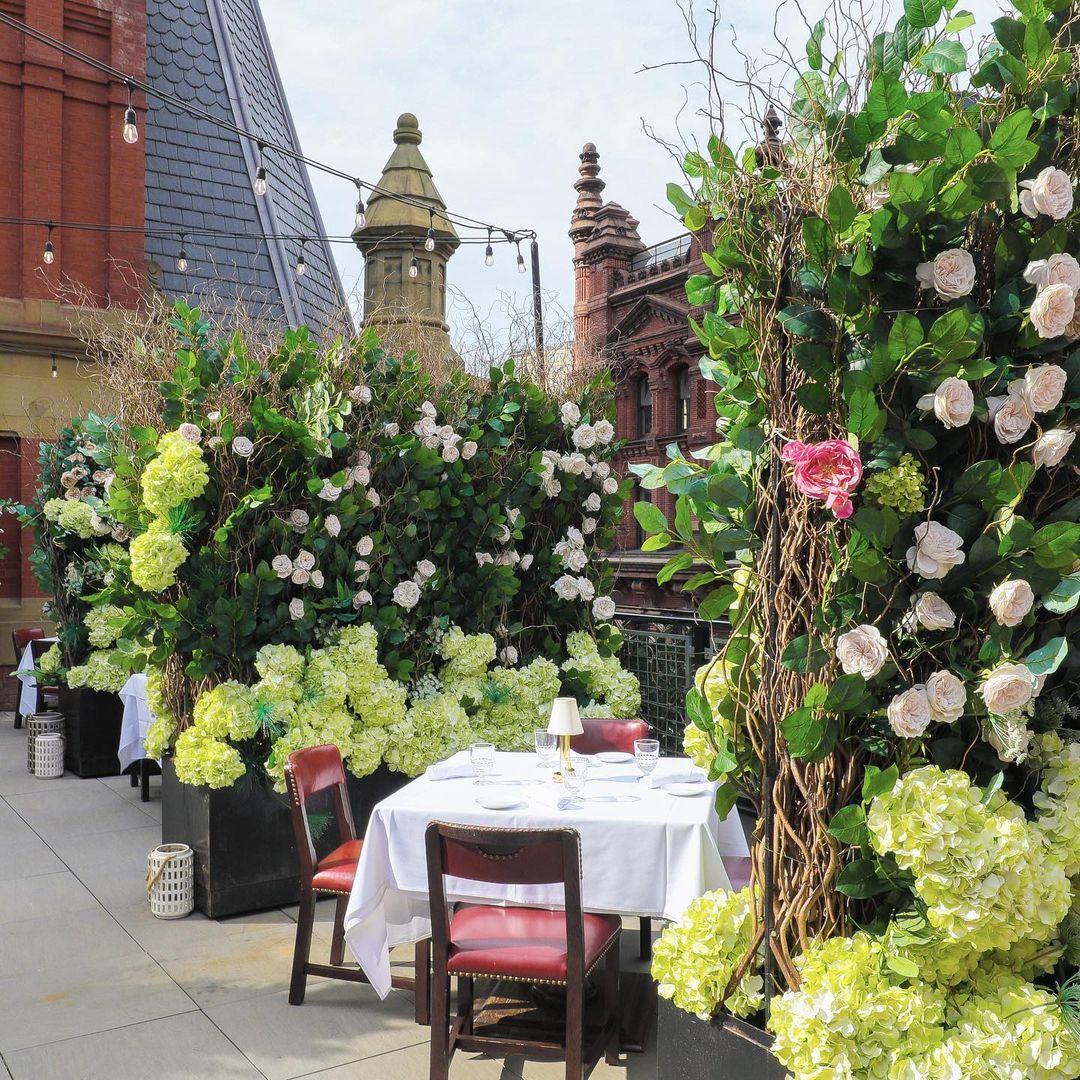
342 749 750 1003
15 636 58 717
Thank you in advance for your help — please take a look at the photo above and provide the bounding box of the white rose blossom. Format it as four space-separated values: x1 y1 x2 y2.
581 517 597 535
1023 252 1080 295
318 480 341 502
925 671 966 723
354 561 370 581
592 596 617 621
383 422 399 437
519 554 534 570
888 687 932 738
294 550 315 572
1020 364 1068 413
291 567 310 585
366 488 381 507
416 559 437 580
476 552 493 567
207 410 221 422
988 391 1034 445
906 521 966 580
542 477 562 498
562 452 589 476
416 417 438 438
310 570 324 588
572 424 598 449
835 625 889 678
981 662 1037 716
420 401 437 419
1030 282 1076 339
916 377 974 429
602 476 619 496
1019 167 1074 220
564 549 588 572
461 441 477 460
289 509 309 532
442 444 459 463
575 577 596 601
349 385 372 405
324 515 340 537
915 248 976 299
594 419 615 444
499 646 519 665
553 575 580 601
989 579 1035 627
584 493 602 513
392 580 421 609
560 402 581 426
288 598 305 621
271 555 293 579
232 436 254 458
351 465 371 487
355 536 374 556
352 590 371 609
594 461 611 479
910 591 956 632
178 423 201 443
1033 428 1076 468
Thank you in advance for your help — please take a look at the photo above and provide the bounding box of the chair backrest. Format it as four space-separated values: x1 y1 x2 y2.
284 744 356 877
12 627 45 663
425 822 586 979
570 717 649 756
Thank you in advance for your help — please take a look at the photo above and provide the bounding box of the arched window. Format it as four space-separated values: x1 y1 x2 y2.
675 366 691 433
637 375 652 437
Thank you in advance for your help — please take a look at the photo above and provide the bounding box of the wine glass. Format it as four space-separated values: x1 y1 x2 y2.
534 730 558 770
470 741 495 785
563 763 587 805
634 738 660 783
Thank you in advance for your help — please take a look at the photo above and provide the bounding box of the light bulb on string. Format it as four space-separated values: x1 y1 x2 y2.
51 353 58 379
484 228 494 267
354 181 366 229
176 234 188 273
408 252 419 279
42 223 55 265
295 244 306 277
253 142 267 196
424 209 436 252
515 240 526 274
122 81 138 144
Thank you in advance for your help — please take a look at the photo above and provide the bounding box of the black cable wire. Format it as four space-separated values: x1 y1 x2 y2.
0 10 535 243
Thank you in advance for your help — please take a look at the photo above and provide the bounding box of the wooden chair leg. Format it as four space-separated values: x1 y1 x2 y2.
289 889 316 1006
565 979 585 1080
140 760 151 802
414 938 431 1025
429 973 451 1080
130 768 139 787
330 895 349 966
639 916 653 961
605 944 621 1066
458 975 474 1036
13 712 21 730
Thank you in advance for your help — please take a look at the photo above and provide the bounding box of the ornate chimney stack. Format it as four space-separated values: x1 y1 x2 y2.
570 143 605 365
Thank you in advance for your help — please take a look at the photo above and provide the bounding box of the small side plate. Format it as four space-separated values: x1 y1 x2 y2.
476 793 526 811
596 751 634 764
665 782 709 797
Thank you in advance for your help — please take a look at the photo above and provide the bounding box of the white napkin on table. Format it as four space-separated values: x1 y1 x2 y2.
645 769 707 789
425 751 473 781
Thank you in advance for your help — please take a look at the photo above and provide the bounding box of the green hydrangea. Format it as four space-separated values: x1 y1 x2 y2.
563 631 641 717
37 643 62 676
173 727 246 788
652 888 763 1020
66 649 128 692
474 656 562 749
144 712 177 760
864 454 926 516
683 723 715 770
192 681 258 741
140 430 209 518
1032 732 1080 877
43 497 97 539
129 525 188 592
385 692 474 776
84 604 125 648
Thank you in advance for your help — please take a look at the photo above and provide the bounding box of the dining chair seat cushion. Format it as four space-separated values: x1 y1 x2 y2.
446 904 621 981
312 839 363 892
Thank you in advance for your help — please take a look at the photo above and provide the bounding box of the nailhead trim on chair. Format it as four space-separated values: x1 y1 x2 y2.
449 926 621 987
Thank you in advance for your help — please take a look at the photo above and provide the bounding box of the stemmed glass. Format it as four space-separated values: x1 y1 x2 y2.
563 763 587 806
534 730 558 770
634 738 660 783
470 741 496 785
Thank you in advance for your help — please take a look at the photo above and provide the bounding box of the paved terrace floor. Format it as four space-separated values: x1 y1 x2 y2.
0 716 658 1080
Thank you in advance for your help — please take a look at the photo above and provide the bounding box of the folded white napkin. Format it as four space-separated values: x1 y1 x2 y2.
425 752 473 781
646 770 707 789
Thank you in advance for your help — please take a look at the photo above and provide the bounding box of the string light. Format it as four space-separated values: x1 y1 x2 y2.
408 251 419 279
253 142 268 197
51 353 58 378
42 223 54 264
122 80 138 144
295 242 306 277
516 239 526 274
354 181 366 230
424 209 436 252
176 233 188 273
484 228 494 267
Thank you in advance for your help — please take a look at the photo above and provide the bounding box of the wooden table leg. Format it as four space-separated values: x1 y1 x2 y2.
140 760 151 802
414 938 431 1025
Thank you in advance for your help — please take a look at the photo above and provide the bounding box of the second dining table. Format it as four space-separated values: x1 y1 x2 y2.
343 749 750 1000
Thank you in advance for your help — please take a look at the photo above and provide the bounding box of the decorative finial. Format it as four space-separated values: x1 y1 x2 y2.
756 106 785 167
394 112 422 145
574 142 605 210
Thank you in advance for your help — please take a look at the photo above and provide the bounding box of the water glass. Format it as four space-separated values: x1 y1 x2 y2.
563 764 587 805
470 741 495 785
634 738 660 782
534 730 558 769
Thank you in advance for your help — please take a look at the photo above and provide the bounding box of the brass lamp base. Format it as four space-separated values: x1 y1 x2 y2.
552 734 572 783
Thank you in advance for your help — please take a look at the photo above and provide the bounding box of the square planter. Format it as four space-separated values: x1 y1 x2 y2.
160 758 408 918
656 996 788 1079
58 687 123 778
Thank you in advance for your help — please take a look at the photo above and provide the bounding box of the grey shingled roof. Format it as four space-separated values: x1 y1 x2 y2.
144 0 345 335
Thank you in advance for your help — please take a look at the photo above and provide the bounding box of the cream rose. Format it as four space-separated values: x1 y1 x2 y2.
917 377 974 429
1019 167 1074 221
915 248 976 299
1021 364 1068 413
553 575 580 601
592 596 617 621
888 687 932 738
288 598 305 621
1023 253 1080 294
324 515 340 537
1030 282 1076 339
906 521 966 580
981 662 1036 716
989 579 1035 627
925 670 967 723
461 441 478 460
910 591 957 631
1033 428 1076 468
290 567 310 585
295 550 316 571
560 402 581 426
392 580 421 609
835 625 889 678
988 392 1033 445
271 555 293 579
232 436 254 458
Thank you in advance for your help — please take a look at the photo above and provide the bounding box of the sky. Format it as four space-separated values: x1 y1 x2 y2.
258 0 1002 347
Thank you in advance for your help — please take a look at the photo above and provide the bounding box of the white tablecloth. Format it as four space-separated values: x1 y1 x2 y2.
343 751 750 998
118 673 157 772
16 637 58 717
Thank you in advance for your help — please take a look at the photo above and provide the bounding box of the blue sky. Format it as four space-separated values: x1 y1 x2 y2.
259 0 1001 344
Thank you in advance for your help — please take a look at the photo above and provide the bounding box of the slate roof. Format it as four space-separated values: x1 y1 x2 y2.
144 0 346 335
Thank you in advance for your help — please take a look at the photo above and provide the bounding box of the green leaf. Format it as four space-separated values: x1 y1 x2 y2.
863 764 899 802
944 127 981 167
835 858 894 898
1044 573 1080 615
780 708 838 760
807 17 825 70
847 387 880 439
988 108 1035 168
944 9 975 31
657 552 694 585
928 308 983 362
888 311 924 360
826 673 870 711
797 382 833 415
866 75 909 125
686 686 712 730
903 0 941 29
633 501 668 535
886 955 920 979
697 585 737 621
778 304 833 341
641 533 671 552
920 40 967 74
826 185 858 232
685 274 716 306
980 771 1004 805
781 634 828 673
1025 636 1068 677
1033 522 1080 570
829 804 871 845
802 216 833 267
666 183 695 215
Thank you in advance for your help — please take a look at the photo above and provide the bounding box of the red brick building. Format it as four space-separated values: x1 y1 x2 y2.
569 143 713 612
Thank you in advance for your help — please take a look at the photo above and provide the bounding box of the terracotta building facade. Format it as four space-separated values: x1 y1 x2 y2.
569 143 712 613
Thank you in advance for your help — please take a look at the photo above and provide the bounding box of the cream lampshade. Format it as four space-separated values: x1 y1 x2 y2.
547 697 582 781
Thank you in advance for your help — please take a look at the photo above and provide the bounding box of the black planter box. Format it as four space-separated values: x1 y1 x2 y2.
58 687 123 778
657 996 788 1079
160 758 408 918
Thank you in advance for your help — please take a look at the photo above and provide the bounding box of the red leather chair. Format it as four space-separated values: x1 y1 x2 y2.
285 744 429 1013
11 628 48 730
425 822 621 1080
570 717 653 959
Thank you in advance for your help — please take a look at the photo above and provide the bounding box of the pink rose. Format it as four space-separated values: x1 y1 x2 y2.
781 439 863 519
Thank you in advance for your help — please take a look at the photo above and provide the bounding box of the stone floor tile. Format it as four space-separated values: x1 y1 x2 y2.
2 1011 264 1080
0 833 66 883
0 870 100 926
205 980 427 1080
0 906 143 980
294 1042 517 1079
4 785 159 842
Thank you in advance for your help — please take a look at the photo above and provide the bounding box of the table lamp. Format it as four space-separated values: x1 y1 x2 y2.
547 696 583 782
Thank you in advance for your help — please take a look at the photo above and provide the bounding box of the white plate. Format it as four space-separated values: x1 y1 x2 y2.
476 793 526 811
596 751 634 764
665 782 709 797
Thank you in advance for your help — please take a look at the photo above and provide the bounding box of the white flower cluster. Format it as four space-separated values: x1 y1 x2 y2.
412 401 472 462
271 548 325 590
554 526 588 572
987 364 1068 443
553 574 595 602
